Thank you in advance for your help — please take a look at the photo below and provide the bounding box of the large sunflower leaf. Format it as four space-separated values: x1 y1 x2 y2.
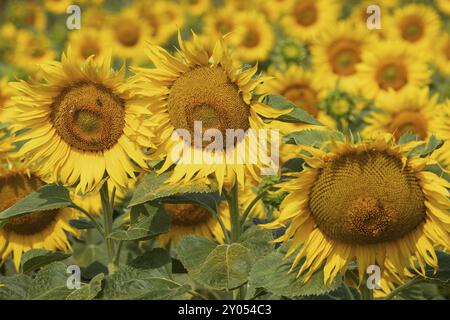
129 171 218 207
66 273 105 300
27 262 73 300
262 94 322 125
249 251 341 298
408 134 444 158
177 236 253 291
109 204 170 241
0 184 73 223
21 249 71 274
0 274 32 300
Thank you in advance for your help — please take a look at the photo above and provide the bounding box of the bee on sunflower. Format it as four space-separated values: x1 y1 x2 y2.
8 49 154 195
265 135 450 284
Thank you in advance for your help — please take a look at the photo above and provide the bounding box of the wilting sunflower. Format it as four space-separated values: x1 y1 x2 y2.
9 50 153 194
281 0 338 43
0 169 78 270
362 87 440 141
67 28 109 63
106 8 150 63
10 31 55 74
434 32 450 76
263 65 335 128
385 4 440 52
234 11 275 63
311 21 375 94
157 201 229 247
356 41 431 100
265 135 450 284
132 34 289 190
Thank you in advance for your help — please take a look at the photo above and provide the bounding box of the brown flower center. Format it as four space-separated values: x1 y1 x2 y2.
388 110 428 140
115 19 141 47
282 83 319 117
164 203 211 226
400 15 424 42
0 172 61 235
293 1 318 26
309 151 426 244
375 61 408 91
50 81 125 152
328 39 362 76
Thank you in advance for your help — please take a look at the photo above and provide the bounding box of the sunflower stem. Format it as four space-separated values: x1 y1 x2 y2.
100 182 117 274
71 204 104 236
228 183 241 243
240 186 270 225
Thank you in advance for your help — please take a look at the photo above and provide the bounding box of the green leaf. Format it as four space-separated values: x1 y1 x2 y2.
249 251 341 298
101 265 189 300
129 248 171 270
22 250 71 273
177 236 252 291
109 205 170 241
163 191 223 216
66 273 105 300
69 219 96 230
283 129 344 147
262 94 322 125
129 171 218 207
238 226 274 261
398 132 418 144
27 262 73 300
426 251 450 284
0 184 73 222
0 274 31 300
408 135 444 158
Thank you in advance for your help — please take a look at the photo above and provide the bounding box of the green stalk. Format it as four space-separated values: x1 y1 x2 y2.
100 182 117 274
228 183 241 243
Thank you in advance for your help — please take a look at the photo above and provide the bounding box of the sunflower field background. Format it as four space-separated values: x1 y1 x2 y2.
0 0 449 301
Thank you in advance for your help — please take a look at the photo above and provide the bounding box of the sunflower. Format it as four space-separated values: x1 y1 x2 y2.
203 6 242 47
264 135 450 284
157 201 229 247
106 8 151 63
67 28 109 63
10 31 55 74
234 11 275 63
434 32 450 76
0 77 13 117
263 65 335 129
433 101 450 168
0 169 79 271
7 1 47 31
311 21 375 94
257 0 294 22
83 6 108 29
348 0 392 36
9 50 153 194
356 41 431 100
384 4 440 52
362 87 440 141
281 0 338 43
132 34 290 190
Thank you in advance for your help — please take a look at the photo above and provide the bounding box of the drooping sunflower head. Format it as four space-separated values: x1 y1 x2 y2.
0 169 78 270
357 41 431 99
9 49 153 194
265 135 450 284
157 201 229 247
132 33 289 190
363 87 439 141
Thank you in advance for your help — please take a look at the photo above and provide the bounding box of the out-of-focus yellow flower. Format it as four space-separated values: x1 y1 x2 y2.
362 87 440 141
44 0 73 14
7 2 47 31
281 0 339 43
234 11 274 63
9 31 56 74
384 4 441 54
356 40 431 100
311 21 375 94
434 32 450 76
436 0 450 15
203 6 243 46
67 28 110 63
181 0 211 16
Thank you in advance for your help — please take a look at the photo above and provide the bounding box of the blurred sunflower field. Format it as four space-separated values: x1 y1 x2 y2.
0 0 449 302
